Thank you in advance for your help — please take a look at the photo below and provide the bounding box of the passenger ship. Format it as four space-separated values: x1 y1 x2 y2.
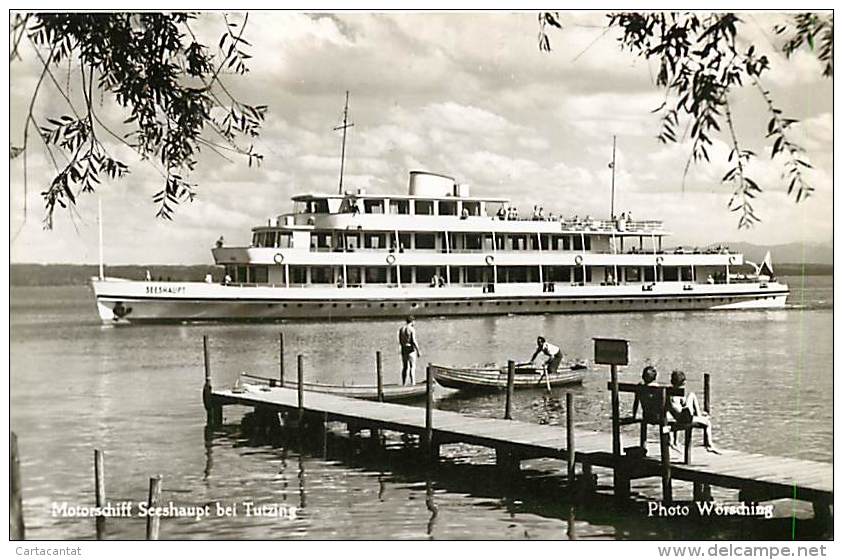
92 171 788 323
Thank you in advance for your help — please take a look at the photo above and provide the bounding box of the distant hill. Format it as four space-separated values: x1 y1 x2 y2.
713 242 833 266
10 264 224 286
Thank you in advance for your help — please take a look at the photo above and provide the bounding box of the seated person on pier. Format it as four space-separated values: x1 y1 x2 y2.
631 366 660 424
528 336 564 375
668 370 720 454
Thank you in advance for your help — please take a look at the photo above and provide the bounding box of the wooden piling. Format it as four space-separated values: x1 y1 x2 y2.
145 475 162 540
566 392 575 482
202 336 222 427
610 364 621 458
658 387 673 504
504 360 515 420
376 351 384 403
703 373 711 414
297 354 305 423
94 449 105 540
425 364 434 460
10 431 24 540
279 332 285 385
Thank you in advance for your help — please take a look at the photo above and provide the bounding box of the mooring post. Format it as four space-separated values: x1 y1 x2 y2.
610 364 621 458
297 354 305 424
146 475 162 540
700 373 712 499
94 449 105 540
10 431 24 540
566 392 576 482
376 351 384 403
201 335 219 427
703 373 711 414
658 387 673 504
504 360 515 420
279 332 285 386
425 364 434 461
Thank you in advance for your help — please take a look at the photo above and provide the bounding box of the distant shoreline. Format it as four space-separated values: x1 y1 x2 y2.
9 262 832 287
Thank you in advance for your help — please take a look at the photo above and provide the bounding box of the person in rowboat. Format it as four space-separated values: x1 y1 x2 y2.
398 316 421 385
528 336 564 375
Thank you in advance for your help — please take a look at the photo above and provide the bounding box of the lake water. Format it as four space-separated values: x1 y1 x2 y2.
10 275 833 540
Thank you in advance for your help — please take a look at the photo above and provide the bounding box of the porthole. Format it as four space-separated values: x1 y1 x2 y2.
436 303 441 307
380 303 385 308
296 303 303 308
332 304 337 308
346 303 352 308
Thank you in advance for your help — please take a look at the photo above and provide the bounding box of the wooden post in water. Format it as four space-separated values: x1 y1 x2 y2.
297 354 305 424
376 351 384 403
566 392 576 482
201 335 221 427
10 431 24 540
610 364 621 458
658 387 673 504
504 360 515 420
94 449 105 540
698 373 712 501
279 332 285 386
146 475 162 540
425 364 434 460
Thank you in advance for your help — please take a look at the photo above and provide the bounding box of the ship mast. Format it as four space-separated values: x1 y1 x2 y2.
97 193 104 281
609 135 616 218
334 91 354 194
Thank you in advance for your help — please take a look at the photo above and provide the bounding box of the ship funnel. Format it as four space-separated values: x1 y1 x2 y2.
408 171 456 196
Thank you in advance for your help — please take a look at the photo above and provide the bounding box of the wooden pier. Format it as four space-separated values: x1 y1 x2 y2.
203 370 833 526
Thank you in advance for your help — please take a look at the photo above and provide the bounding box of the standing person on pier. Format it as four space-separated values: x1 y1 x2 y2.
398 316 421 385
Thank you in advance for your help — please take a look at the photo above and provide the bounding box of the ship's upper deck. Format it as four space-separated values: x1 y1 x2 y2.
273 171 666 236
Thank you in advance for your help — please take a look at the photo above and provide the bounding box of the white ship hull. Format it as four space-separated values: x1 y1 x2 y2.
92 279 789 323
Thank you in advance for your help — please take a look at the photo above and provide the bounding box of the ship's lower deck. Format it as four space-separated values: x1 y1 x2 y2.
92 280 789 323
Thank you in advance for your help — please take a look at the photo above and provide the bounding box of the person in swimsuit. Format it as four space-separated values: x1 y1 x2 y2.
668 370 720 454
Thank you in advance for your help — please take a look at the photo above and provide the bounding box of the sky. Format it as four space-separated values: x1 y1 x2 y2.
8 11 834 265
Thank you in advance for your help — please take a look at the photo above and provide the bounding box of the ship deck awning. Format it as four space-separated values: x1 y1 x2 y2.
291 192 511 204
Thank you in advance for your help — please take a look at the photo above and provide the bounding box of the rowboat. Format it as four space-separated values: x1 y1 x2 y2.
429 362 587 392
237 373 428 402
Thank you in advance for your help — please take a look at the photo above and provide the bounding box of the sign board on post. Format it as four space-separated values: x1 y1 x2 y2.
593 338 629 366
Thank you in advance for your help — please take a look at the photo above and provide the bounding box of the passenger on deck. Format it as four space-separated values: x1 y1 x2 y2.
437 275 446 288
461 207 469 219
528 336 564 375
668 370 720 454
496 206 507 220
538 207 546 221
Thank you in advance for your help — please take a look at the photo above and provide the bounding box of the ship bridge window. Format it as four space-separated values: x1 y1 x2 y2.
252 266 268 284
391 199 410 215
509 235 528 251
365 267 388 284
290 266 307 285
438 200 457 216
312 232 332 251
462 201 480 216
464 234 482 251
364 199 385 214
311 266 334 284
415 233 436 249
416 266 436 284
364 233 387 249
415 200 434 215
